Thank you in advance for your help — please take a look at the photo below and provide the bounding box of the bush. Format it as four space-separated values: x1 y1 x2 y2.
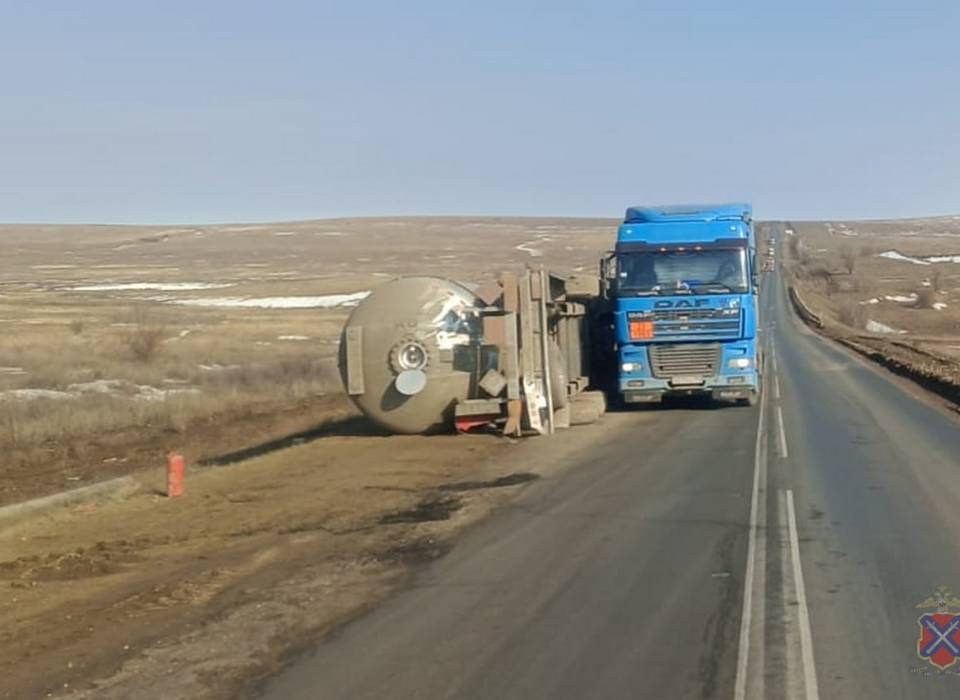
840 246 856 274
124 306 165 363
837 301 867 329
825 275 840 296
787 235 801 259
917 288 937 309
931 271 942 292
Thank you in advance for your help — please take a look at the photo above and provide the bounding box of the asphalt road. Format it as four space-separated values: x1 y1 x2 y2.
259 231 960 699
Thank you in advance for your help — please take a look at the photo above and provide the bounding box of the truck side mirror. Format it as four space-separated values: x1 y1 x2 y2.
599 252 616 295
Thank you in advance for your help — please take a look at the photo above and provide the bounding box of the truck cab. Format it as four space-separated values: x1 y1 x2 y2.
608 203 761 406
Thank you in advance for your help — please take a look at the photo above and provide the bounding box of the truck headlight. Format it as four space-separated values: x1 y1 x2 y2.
621 362 642 372
727 357 752 369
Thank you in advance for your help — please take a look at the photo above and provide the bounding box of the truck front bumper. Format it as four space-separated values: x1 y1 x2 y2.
620 372 759 404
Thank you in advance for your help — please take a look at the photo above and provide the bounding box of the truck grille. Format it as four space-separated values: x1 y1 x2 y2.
651 309 741 340
649 343 721 379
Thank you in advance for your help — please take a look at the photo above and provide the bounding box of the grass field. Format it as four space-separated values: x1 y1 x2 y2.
0 217 614 502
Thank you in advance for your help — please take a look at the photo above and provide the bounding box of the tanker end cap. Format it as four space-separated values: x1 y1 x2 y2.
395 369 427 396
338 276 480 434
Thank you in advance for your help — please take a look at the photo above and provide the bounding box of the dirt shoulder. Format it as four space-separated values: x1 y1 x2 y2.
1 407 626 700
0 393 358 507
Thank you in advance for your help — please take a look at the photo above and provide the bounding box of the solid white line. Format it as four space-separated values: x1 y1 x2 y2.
787 489 820 700
733 373 767 700
776 406 789 459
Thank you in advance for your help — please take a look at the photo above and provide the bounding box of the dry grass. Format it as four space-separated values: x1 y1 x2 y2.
0 216 614 465
780 216 960 399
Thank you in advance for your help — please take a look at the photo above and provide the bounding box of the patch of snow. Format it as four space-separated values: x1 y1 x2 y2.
515 241 543 257
865 320 905 334
164 329 192 343
878 251 931 266
273 231 297 237
69 282 234 292
0 389 74 401
926 255 960 263
1 379 202 402
0 366 26 375
316 231 344 236
884 294 918 304
167 292 370 309
32 264 77 270
860 298 880 305
198 363 242 372
933 302 949 311
67 380 126 394
136 386 201 402
278 335 310 341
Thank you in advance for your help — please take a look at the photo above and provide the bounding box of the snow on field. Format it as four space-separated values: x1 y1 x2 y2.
32 264 77 270
884 294 918 304
878 251 960 265
167 292 370 309
273 231 297 237
515 241 543 257
0 389 75 400
278 335 310 341
0 367 26 375
933 302 949 311
865 320 905 334
878 251 931 265
0 379 200 402
860 298 880 305
69 282 234 291
164 330 192 343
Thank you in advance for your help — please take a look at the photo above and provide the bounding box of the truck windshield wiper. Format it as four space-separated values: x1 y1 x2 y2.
691 283 734 293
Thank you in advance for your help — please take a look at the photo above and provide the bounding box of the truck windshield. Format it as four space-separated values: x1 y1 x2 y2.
617 248 749 295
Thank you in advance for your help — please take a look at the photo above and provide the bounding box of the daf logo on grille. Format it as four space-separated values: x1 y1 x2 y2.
653 299 710 308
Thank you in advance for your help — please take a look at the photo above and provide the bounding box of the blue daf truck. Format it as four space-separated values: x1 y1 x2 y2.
606 203 761 406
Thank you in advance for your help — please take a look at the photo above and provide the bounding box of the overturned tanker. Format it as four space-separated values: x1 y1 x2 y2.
339 269 611 435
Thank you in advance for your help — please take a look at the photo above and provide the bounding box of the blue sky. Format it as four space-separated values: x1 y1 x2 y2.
1 1 958 223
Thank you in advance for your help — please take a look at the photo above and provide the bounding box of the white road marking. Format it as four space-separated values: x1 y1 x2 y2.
733 354 768 700
776 406 789 459
774 373 781 400
786 489 820 700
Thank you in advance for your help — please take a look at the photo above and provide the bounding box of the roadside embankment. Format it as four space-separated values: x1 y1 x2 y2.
783 255 960 412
